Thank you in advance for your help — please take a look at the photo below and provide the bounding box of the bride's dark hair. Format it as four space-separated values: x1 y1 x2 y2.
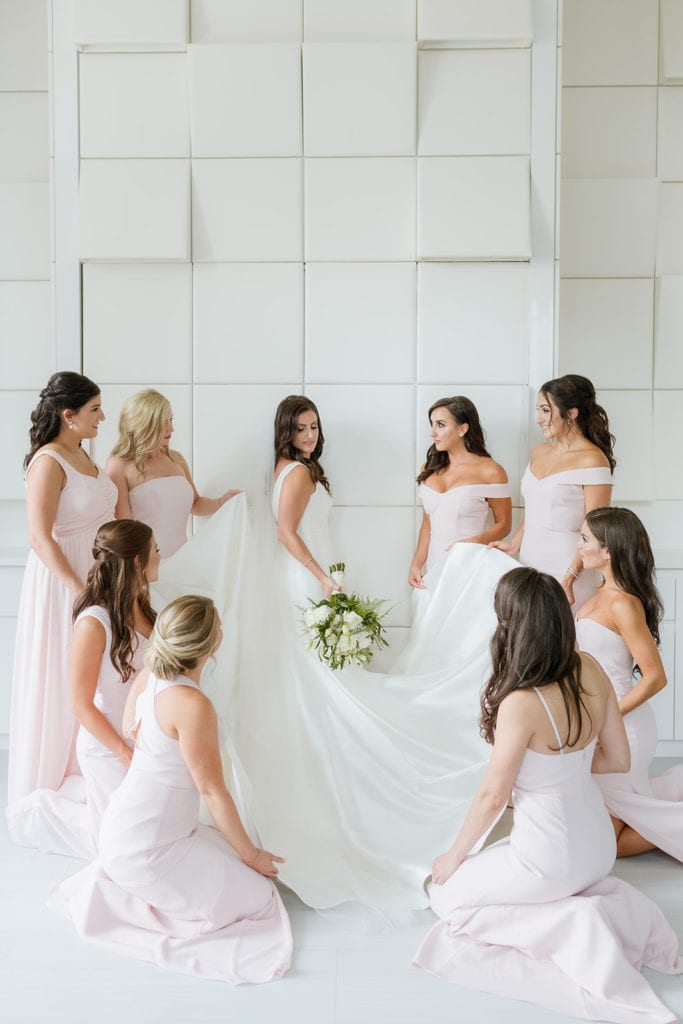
417 396 491 484
24 371 100 470
540 374 616 472
274 394 331 493
585 507 662 650
480 567 589 748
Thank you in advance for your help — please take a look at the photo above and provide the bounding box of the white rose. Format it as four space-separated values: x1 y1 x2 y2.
342 610 363 629
312 605 332 625
356 632 372 650
337 634 355 655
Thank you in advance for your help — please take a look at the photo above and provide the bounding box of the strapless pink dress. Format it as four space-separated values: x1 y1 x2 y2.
420 481 511 572
49 673 292 984
413 688 682 1023
129 475 194 557
577 617 683 862
520 464 612 610
7 449 117 855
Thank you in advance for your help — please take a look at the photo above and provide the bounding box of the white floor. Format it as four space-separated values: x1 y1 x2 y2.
2 753 682 1024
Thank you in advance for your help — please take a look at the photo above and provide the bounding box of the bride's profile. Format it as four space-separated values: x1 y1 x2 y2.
233 394 518 911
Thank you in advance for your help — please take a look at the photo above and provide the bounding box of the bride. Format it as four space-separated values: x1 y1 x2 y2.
233 395 517 911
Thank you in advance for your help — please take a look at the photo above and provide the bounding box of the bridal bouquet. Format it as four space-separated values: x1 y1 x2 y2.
301 563 389 670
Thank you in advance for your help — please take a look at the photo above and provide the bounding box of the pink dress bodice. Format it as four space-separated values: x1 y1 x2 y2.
29 449 118 543
575 618 634 699
129 475 194 558
420 482 511 572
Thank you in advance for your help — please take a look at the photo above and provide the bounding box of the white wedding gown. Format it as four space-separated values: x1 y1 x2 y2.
232 464 517 910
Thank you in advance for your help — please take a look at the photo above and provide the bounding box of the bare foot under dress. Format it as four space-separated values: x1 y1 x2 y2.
48 673 292 984
6 450 117 855
577 617 683 862
413 689 682 1023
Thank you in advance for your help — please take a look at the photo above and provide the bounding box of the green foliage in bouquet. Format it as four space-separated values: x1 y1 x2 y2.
301 588 389 671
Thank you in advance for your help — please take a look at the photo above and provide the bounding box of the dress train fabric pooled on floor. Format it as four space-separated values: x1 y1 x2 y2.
233 463 517 911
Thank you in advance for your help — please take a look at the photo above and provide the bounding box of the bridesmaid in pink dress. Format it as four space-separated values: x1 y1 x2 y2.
7 373 117 852
409 396 511 587
490 374 614 611
105 389 240 557
413 567 682 1023
576 506 683 861
49 595 292 984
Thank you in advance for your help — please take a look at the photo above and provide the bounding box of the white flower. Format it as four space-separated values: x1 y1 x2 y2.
337 633 356 655
342 610 363 629
356 631 372 650
310 604 332 626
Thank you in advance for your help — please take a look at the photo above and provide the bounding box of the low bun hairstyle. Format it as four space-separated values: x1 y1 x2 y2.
273 394 331 493
417 396 491 484
25 372 100 470
145 595 221 681
540 374 616 472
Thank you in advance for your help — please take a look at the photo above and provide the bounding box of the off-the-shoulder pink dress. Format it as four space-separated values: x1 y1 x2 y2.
520 464 612 609
577 617 683 862
128 475 194 558
413 688 682 1022
7 449 117 853
420 481 511 573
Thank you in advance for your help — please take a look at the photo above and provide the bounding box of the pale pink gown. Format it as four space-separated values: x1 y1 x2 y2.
7 449 117 854
128 475 193 558
49 673 292 984
520 464 612 610
413 688 682 1023
420 481 511 572
577 617 683 862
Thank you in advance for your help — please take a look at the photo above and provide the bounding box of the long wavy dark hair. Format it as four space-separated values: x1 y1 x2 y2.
585 507 663 654
73 520 157 683
417 396 492 484
25 372 101 470
274 394 331 493
540 374 616 472
480 567 589 748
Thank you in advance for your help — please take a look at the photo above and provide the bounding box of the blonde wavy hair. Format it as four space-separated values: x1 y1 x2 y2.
110 389 176 475
145 595 221 681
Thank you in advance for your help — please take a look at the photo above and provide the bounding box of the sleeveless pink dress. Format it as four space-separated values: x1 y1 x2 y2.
520 464 612 610
413 688 682 1022
129 475 194 558
420 481 511 572
49 673 292 984
7 449 117 853
577 617 683 862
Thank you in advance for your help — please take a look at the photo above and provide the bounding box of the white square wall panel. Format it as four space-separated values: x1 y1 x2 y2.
560 179 657 277
304 0 416 41
597 390 654 501
80 54 189 158
83 264 192 384
90 385 192 469
418 50 530 156
661 0 683 81
562 0 659 85
0 0 47 90
0 184 50 280
658 88 683 180
191 0 301 42
303 44 415 156
0 94 49 181
73 0 188 45
657 184 683 275
189 45 301 157
654 391 683 499
305 159 415 261
418 157 530 260
558 279 654 389
0 390 40 499
560 88 656 178
0 283 52 386
417 263 529 384
305 263 416 383
192 159 302 261
78 161 190 260
309 386 415 505
418 0 533 47
655 277 683 388
194 264 303 383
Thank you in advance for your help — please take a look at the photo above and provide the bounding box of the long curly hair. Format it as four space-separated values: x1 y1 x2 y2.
24 372 100 470
273 394 331 493
73 520 156 682
480 567 589 748
540 374 616 472
417 396 492 484
145 595 221 681
585 507 663 652
110 389 177 476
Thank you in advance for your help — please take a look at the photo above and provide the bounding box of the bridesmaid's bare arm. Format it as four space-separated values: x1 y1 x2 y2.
105 456 134 520
611 595 666 716
26 455 84 594
70 616 132 767
174 451 241 516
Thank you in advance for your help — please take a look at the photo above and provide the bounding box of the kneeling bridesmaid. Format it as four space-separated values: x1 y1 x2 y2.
50 595 292 984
